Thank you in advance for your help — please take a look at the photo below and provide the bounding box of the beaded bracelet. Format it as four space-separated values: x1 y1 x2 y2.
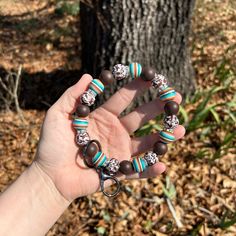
72 63 180 197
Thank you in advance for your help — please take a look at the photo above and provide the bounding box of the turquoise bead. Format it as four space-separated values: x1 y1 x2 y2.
132 157 147 173
92 151 107 168
72 118 89 130
129 63 142 79
89 79 105 95
159 130 175 144
159 87 176 101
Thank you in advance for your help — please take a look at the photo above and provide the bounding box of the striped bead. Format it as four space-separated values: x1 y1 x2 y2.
159 87 176 101
92 151 107 168
132 157 147 173
72 118 88 130
159 130 175 144
129 63 142 79
89 79 104 95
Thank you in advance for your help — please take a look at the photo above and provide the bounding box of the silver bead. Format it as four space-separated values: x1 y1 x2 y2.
112 64 129 80
76 131 90 146
163 115 179 130
151 74 168 92
80 90 96 106
143 151 159 166
105 158 120 174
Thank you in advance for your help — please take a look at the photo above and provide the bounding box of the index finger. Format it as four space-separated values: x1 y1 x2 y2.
101 77 151 116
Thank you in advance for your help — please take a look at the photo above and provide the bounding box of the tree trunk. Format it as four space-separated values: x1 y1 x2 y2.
80 0 196 111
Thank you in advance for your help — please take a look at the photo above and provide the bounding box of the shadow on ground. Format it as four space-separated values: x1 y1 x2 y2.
0 67 83 110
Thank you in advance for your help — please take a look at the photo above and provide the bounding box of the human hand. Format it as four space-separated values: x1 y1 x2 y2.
35 74 185 201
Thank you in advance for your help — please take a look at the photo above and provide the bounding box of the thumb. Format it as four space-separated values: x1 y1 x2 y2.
51 74 93 114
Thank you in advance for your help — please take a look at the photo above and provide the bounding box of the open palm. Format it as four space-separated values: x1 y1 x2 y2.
35 74 185 201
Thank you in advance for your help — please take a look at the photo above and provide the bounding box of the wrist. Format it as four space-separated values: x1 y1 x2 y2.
27 161 72 207
24 161 72 234
0 161 71 236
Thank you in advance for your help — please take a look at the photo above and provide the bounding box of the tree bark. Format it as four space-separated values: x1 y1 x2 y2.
80 0 196 111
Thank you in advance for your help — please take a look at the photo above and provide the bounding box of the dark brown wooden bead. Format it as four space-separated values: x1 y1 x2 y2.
153 141 168 155
84 143 98 157
140 67 156 81
99 70 114 85
164 101 179 115
119 160 134 175
76 104 90 117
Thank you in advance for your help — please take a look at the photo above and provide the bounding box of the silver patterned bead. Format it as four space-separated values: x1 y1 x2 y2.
105 158 120 175
112 64 129 80
151 74 168 92
76 131 90 146
163 115 179 130
143 151 159 166
80 90 96 106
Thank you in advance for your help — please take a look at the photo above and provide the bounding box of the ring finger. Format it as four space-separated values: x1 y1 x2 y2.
130 125 186 156
120 92 182 134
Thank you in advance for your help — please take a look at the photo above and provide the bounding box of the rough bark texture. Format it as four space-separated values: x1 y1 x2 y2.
80 0 196 111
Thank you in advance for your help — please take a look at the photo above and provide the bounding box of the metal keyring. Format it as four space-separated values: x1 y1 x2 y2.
96 168 121 197
82 140 121 197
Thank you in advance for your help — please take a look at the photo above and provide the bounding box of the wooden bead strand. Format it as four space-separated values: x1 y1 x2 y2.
71 64 180 197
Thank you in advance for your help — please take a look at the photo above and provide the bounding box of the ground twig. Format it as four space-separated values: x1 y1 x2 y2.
0 65 25 123
166 197 183 228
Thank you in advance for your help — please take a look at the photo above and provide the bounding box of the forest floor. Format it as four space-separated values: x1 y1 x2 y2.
0 0 236 235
